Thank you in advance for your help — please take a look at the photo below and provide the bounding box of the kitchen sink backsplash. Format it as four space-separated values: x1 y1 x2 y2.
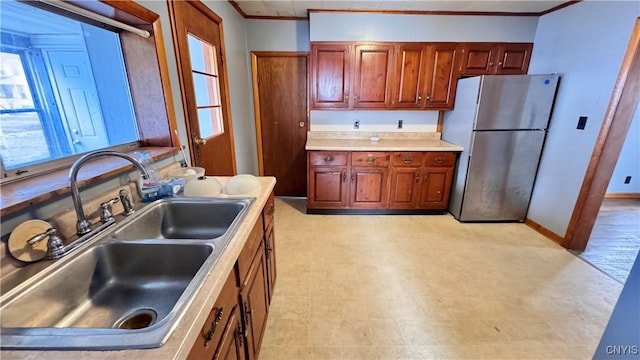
0 160 182 279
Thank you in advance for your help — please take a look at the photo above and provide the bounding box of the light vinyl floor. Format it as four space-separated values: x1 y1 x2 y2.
260 198 622 360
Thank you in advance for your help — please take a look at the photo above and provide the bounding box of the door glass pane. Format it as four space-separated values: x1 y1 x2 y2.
0 112 51 168
197 107 223 138
187 34 218 75
192 73 220 107
187 33 224 139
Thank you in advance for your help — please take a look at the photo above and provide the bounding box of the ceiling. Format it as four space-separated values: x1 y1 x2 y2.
230 0 571 18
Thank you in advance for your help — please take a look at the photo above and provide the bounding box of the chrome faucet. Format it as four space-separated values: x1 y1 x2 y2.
69 150 151 235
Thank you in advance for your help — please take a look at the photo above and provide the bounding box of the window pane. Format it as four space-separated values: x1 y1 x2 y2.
192 72 221 107
0 112 51 168
197 107 224 138
0 0 139 173
187 34 218 75
0 53 35 109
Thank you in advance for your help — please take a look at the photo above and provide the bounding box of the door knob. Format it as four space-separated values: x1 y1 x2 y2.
299 121 305 128
193 136 207 145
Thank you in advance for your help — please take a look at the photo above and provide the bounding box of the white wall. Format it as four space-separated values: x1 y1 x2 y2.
246 20 309 51
139 0 258 174
526 0 640 237
309 12 539 133
607 107 640 193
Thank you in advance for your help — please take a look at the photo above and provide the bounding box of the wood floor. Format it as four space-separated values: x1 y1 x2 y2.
578 198 640 284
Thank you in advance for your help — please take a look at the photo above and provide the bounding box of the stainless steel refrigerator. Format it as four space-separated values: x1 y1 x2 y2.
442 74 560 222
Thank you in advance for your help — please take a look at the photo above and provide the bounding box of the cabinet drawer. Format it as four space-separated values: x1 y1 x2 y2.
351 152 390 167
237 219 264 286
309 151 348 166
392 152 424 167
425 152 456 167
262 191 275 232
187 270 237 360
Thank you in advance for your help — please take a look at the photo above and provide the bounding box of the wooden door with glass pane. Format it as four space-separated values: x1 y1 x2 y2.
169 1 236 175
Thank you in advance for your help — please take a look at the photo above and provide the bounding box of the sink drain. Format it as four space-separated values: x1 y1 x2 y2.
114 308 157 330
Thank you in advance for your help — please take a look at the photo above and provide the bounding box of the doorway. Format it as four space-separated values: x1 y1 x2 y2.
251 52 308 196
563 18 640 251
168 1 236 175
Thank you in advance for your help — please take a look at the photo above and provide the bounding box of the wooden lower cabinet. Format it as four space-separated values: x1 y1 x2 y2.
214 306 246 360
188 195 276 360
419 167 454 209
389 167 421 208
349 166 389 208
308 150 457 212
241 241 269 360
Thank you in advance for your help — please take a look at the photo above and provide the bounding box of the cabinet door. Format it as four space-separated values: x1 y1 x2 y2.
241 241 269 360
188 270 238 360
495 43 532 75
424 43 459 110
352 44 394 108
459 43 496 76
308 166 349 208
389 167 421 209
213 306 247 360
391 44 427 109
419 167 454 209
349 167 389 208
310 44 350 109
264 225 276 305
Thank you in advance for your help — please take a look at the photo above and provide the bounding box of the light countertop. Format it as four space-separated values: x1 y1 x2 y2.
1 177 276 360
305 131 464 152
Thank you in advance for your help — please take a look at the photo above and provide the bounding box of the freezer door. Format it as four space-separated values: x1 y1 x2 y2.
459 130 546 221
475 75 559 130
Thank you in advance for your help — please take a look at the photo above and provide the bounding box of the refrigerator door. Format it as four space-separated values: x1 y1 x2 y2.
459 130 546 221
475 74 559 130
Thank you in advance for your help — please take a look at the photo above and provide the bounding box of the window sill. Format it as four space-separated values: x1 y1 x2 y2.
0 147 179 217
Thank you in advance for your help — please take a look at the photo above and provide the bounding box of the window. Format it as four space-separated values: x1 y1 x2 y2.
0 0 139 177
188 34 224 138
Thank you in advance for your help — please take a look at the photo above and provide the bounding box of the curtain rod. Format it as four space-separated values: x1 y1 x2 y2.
37 0 151 38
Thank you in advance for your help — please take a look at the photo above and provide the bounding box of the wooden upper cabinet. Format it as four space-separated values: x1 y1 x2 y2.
424 43 459 109
459 43 496 75
460 42 533 76
352 44 394 108
392 44 427 109
310 44 351 108
495 43 532 75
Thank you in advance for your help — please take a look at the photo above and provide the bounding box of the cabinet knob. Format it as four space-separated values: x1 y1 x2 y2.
266 203 274 215
344 95 349 101
366 156 375 164
489 62 494 66
342 173 347 182
351 173 355 182
415 173 420 183
204 307 224 346
436 190 441 194
324 156 334 162
426 95 431 100
403 157 412 164
498 61 503 67
435 157 444 164
418 95 422 101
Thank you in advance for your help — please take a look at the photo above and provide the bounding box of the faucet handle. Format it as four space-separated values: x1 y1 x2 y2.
27 227 66 260
100 198 120 223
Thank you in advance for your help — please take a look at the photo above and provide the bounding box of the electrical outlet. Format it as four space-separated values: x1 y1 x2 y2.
354 120 360 129
625 176 632 184
397 120 403 129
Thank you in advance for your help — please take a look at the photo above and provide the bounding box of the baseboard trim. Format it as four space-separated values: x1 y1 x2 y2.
524 218 565 245
604 192 640 199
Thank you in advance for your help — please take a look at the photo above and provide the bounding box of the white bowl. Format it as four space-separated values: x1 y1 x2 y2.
225 174 261 195
183 176 222 197
166 166 205 183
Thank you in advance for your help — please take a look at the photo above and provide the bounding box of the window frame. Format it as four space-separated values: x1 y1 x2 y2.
0 0 178 184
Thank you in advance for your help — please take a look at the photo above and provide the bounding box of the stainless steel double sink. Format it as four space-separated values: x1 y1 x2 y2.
0 197 254 350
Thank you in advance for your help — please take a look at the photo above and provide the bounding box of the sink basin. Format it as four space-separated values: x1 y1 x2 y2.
0 196 254 350
111 197 250 240
1 242 214 349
